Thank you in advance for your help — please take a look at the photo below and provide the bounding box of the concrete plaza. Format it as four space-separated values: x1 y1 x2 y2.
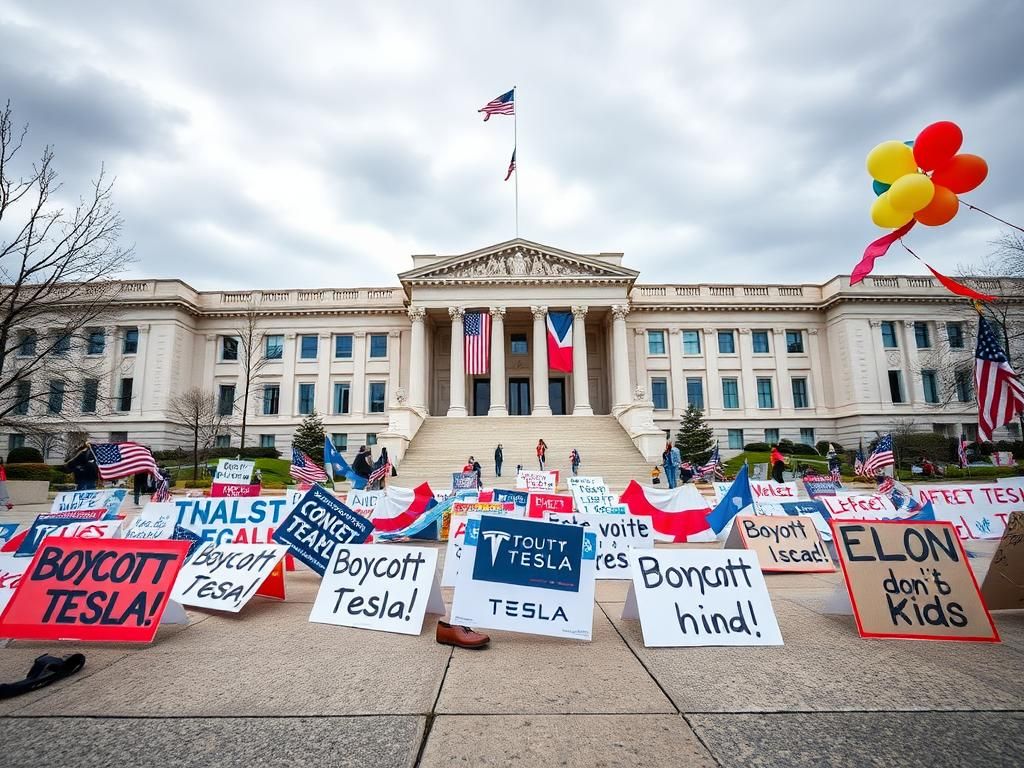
1 500 1022 767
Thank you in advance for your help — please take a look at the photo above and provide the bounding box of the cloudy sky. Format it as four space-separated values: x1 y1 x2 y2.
1 1 1021 290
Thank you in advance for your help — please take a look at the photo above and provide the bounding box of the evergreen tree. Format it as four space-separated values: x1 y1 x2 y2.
675 404 715 466
292 410 326 463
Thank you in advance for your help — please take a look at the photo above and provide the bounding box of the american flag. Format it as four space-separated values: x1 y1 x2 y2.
368 459 392 484
479 89 514 121
90 442 159 481
975 313 1024 441
958 435 969 468
504 148 516 181
698 445 723 480
854 440 866 477
290 448 328 483
829 465 842 483
861 434 894 477
464 311 491 375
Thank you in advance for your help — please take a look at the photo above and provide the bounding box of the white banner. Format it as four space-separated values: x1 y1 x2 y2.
124 505 177 540
346 489 384 517
750 481 800 501
51 489 127 516
214 459 255 485
542 512 655 579
515 470 557 493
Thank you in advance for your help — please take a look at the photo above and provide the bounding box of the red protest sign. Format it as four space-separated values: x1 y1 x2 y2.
210 483 262 498
255 558 287 600
0 538 190 643
526 493 574 518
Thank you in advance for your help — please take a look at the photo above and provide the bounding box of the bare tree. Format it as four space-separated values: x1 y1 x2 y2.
232 304 270 449
167 388 226 481
0 102 133 434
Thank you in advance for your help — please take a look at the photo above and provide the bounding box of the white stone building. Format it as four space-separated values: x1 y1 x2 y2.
3 239 1006 471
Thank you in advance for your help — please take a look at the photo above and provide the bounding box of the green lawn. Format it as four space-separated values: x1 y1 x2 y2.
171 457 294 488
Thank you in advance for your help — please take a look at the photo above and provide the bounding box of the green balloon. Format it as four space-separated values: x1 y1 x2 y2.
872 179 891 196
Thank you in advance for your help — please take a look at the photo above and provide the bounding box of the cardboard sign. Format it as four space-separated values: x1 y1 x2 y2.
754 500 834 542
821 494 897 519
542 512 655 579
15 510 108 557
51 489 127 516
210 482 262 498
441 509 524 587
172 542 288 612
0 553 29 615
272 485 373 576
912 483 1019 541
516 470 557 493
0 538 191 642
170 497 293 546
346 489 385 517
750 481 800 500
452 472 478 490
803 478 838 499
310 543 445 635
124 506 177 540
725 515 834 573
567 476 605 489
450 515 598 640
492 489 528 514
569 480 616 515
621 549 783 647
48 519 123 541
981 511 1024 610
830 519 999 642
0 523 19 545
526 493 574 518
213 459 255 485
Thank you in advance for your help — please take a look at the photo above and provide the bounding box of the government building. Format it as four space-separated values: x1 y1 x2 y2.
5 239 1003 483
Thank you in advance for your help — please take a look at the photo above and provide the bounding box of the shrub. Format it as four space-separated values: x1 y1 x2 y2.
816 440 844 455
6 446 44 463
743 442 770 452
893 432 955 463
182 478 213 489
788 443 818 456
5 462 58 481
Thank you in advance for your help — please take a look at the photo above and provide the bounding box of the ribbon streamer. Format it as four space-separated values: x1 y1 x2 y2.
851 220 916 285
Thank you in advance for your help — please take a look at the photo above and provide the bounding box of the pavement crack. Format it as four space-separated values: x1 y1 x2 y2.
413 643 454 767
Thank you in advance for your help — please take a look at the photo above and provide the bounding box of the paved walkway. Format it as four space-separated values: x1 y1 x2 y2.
1 501 1022 767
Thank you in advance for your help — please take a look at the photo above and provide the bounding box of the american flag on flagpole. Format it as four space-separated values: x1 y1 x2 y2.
90 442 160 481
958 435 969 468
290 448 328 483
861 434 894 477
698 444 723 480
478 89 515 121
368 459 392 485
464 311 491 375
854 440 866 476
975 313 1024 441
504 148 516 181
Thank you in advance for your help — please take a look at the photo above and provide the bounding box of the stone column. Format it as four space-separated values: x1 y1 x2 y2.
902 320 924 403
738 328 758 411
571 305 592 415
611 304 631 410
351 331 367 419
807 328 825 412
134 324 151 417
488 306 507 416
668 328 684 414
773 328 793 411
281 333 296 416
868 320 890 409
447 307 467 416
531 305 551 415
316 332 331 414
407 306 427 411
387 330 402 407
703 327 720 413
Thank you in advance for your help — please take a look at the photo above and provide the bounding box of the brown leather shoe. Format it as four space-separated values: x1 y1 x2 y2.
436 620 490 649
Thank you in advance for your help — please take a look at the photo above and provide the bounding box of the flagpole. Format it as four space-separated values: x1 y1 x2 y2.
513 85 519 238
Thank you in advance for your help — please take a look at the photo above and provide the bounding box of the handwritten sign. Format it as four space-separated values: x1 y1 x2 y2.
51 489 127 516
831 519 999 642
272 485 373 576
543 512 655 579
0 553 28 615
754 500 834 542
911 483 1018 540
0 538 190 642
452 472 478 490
515 470 557 493
345 490 384 517
48 519 123 541
725 515 834 573
526 493 574 518
172 542 288 612
981 511 1024 611
214 459 255 485
15 510 108 557
568 479 616 515
492 489 528 514
124 506 177 540
750 481 800 500
622 549 783 647
310 543 444 635
210 482 261 497
821 494 897 519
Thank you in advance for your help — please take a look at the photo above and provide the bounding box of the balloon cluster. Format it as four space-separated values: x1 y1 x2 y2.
866 121 987 229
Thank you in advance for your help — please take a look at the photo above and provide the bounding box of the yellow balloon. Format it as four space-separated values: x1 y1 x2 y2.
866 140 918 184
870 193 914 229
887 173 935 213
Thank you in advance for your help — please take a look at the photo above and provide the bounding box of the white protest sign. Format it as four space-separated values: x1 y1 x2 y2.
712 482 732 503
569 480 616 515
310 543 444 635
821 494 897 519
567 476 605 490
912 483 1021 540
171 542 289 612
214 459 255 485
0 554 29 615
516 470 556 493
47 519 123 540
543 512 655 579
51 489 127 516
170 496 293 546
124 505 177 540
750 481 800 501
345 489 384 517
622 549 783 647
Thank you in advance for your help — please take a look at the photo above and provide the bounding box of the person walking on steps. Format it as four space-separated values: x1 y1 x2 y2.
570 448 581 476
494 444 503 477
536 439 547 470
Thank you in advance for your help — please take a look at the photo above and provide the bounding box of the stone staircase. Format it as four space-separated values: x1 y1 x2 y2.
393 416 655 492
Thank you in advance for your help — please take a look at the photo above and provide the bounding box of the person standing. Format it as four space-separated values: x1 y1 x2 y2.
569 448 581 476
132 470 149 506
353 445 373 483
472 456 483 489
770 444 786 483
494 444 503 477
663 441 681 489
536 439 547 470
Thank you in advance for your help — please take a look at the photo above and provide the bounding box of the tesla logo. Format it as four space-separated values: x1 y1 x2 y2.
481 530 511 565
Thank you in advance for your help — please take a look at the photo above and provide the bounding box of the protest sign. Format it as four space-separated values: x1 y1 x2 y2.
272 485 373 576
441 508 523 587
542 512 655 578
51 489 127 516
15 510 108 557
594 503 628 515
568 479 616 515
213 459 255 485
750 481 800 501
526 493 574 518
516 470 557 493
453 501 512 517
621 549 783 647
124 506 177 540
981 511 1024 610
310 543 444 634
803 477 838 499
48 519 123 541
0 538 190 642
821 494 897 519
567 476 605 489
754 500 834 542
172 542 288 612
170 497 292 546
0 522 19 545
452 472 478 490
451 515 597 640
911 483 1018 541
830 519 999 642
346 489 384 517
210 482 261 498
725 515 834 573
712 482 732 503
172 525 203 560
0 553 28 615
752 463 769 481
492 489 528 514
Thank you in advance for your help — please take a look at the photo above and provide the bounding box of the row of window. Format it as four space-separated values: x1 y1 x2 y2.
236 381 387 417
12 378 133 415
649 329 806 357
880 321 965 350
221 333 388 362
887 369 972 404
5 431 381 454
17 328 139 357
649 376 811 411
723 428 818 450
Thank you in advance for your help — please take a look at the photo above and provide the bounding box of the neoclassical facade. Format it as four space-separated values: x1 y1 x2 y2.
4 239 1006 463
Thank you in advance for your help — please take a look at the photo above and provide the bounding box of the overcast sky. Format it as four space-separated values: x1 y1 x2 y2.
1 1 1021 290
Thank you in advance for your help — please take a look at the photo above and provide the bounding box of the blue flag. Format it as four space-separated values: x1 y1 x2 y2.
706 463 754 535
324 436 366 490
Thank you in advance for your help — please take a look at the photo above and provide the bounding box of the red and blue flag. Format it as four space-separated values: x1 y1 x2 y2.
546 311 573 372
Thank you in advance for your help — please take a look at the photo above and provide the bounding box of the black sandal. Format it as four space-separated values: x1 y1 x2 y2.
0 653 86 699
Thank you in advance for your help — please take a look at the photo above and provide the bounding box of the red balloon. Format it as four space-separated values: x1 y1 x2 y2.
931 154 988 194
914 185 959 226
913 121 963 171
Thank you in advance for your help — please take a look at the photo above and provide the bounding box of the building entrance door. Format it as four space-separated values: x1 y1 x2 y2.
509 378 530 415
549 378 566 415
472 379 490 415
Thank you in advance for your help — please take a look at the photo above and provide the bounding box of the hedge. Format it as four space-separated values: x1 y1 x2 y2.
743 442 770 452
4 463 67 482
6 446 44 464
155 446 281 461
816 441 844 455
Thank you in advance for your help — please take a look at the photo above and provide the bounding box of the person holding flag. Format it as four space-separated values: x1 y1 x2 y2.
324 436 366 490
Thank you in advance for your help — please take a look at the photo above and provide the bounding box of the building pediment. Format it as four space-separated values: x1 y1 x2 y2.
398 239 639 286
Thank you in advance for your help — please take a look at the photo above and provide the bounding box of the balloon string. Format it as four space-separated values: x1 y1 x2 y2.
960 199 1024 234
900 241 923 262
